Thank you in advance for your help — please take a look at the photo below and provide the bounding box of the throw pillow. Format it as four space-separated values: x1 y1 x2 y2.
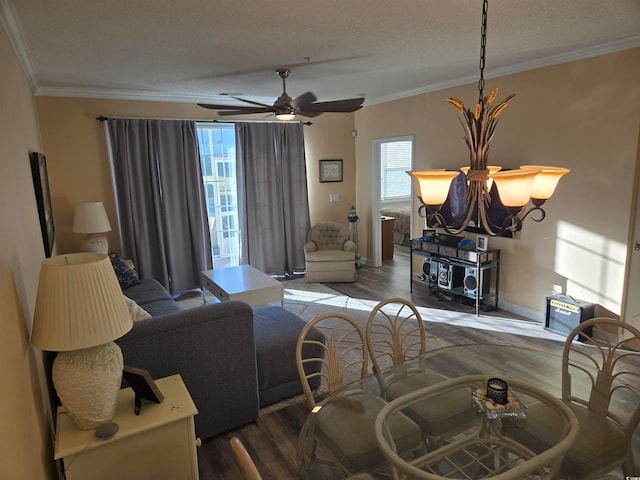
123 295 152 321
109 253 141 290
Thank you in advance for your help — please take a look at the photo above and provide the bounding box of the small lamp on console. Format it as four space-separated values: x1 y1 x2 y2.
30 253 133 429
73 201 112 254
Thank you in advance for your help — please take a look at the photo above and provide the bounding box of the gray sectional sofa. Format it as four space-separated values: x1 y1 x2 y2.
118 278 322 440
45 277 322 441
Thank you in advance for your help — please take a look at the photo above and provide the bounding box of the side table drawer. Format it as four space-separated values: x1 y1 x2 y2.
63 417 198 480
55 375 199 480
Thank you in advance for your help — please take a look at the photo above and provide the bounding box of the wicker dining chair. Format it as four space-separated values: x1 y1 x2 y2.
296 311 423 477
507 317 640 479
365 297 477 448
230 436 262 480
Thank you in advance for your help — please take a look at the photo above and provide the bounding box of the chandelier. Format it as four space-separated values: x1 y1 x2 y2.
407 0 569 237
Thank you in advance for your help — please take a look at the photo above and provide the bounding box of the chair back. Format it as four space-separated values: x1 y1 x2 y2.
366 298 427 378
230 436 262 480
563 317 640 437
308 222 351 250
296 312 370 411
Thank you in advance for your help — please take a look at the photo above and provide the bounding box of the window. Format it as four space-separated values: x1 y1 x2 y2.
196 124 240 267
380 139 412 202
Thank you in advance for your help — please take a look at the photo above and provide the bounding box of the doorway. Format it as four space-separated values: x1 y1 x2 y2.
622 126 640 337
371 136 414 267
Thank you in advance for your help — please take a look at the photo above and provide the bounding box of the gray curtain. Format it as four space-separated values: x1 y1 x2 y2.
236 122 310 276
106 119 212 294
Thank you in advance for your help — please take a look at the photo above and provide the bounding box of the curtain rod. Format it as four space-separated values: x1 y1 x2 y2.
96 116 312 126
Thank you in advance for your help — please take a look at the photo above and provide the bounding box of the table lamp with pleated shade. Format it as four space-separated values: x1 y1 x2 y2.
31 253 133 429
73 201 112 254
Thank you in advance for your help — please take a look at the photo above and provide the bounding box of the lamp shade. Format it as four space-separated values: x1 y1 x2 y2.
521 165 571 200
31 253 132 351
73 201 112 234
490 169 540 207
407 170 459 206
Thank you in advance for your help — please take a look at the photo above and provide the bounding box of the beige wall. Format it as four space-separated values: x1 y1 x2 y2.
35 49 640 321
355 48 640 319
0 25 57 479
35 98 357 255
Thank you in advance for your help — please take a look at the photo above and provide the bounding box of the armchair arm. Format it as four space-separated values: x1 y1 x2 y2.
343 240 357 252
304 241 318 254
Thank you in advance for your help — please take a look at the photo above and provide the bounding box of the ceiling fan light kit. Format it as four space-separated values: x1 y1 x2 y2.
198 68 364 120
407 0 569 237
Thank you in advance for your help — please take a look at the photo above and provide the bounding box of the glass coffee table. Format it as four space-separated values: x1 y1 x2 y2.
201 265 284 307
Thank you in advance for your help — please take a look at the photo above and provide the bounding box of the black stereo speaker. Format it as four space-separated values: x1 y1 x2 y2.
422 258 439 284
437 262 464 290
463 267 491 297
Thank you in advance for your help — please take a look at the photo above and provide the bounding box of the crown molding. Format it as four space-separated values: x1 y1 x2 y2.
0 1 39 92
367 36 640 106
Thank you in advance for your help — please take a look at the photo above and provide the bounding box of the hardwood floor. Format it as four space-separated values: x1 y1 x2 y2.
196 246 538 479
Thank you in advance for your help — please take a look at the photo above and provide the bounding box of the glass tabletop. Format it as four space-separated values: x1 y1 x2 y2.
297 343 640 479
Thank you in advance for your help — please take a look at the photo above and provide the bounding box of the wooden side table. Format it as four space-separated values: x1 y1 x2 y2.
55 374 200 480
381 216 396 261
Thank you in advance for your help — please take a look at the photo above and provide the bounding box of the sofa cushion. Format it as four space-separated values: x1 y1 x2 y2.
142 299 182 317
254 306 324 407
110 253 141 290
123 278 173 306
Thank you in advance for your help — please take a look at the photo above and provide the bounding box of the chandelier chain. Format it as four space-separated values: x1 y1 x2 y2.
478 0 488 105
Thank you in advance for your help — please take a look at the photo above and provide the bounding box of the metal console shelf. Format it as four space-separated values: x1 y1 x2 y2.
410 237 500 316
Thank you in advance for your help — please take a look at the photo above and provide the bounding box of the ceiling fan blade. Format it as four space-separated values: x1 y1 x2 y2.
298 97 365 114
231 97 273 108
216 107 272 116
296 110 324 118
198 103 261 111
198 103 273 114
291 91 317 109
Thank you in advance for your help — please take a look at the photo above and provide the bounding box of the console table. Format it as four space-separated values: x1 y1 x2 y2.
55 374 199 480
410 237 500 315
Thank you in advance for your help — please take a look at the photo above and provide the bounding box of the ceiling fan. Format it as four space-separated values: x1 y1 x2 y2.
198 68 364 119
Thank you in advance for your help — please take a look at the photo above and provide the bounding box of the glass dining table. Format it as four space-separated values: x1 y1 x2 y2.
297 343 640 479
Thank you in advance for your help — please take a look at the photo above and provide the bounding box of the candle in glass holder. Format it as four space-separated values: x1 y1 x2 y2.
486 378 508 405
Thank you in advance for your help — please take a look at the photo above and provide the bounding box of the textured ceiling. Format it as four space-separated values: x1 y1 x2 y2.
2 0 639 107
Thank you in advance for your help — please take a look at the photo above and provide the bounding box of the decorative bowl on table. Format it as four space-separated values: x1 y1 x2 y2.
472 386 529 419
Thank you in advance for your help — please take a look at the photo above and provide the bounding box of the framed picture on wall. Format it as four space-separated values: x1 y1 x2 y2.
319 159 343 183
30 152 55 257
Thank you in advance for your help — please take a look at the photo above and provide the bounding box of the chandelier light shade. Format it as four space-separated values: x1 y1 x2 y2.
73 201 112 254
408 170 460 206
407 0 569 236
31 253 133 429
489 169 540 208
521 165 571 201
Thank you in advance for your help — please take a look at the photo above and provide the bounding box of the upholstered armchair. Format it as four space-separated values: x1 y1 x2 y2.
304 222 357 283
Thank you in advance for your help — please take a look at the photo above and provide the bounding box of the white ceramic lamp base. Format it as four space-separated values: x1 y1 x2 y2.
82 234 109 255
52 342 124 429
